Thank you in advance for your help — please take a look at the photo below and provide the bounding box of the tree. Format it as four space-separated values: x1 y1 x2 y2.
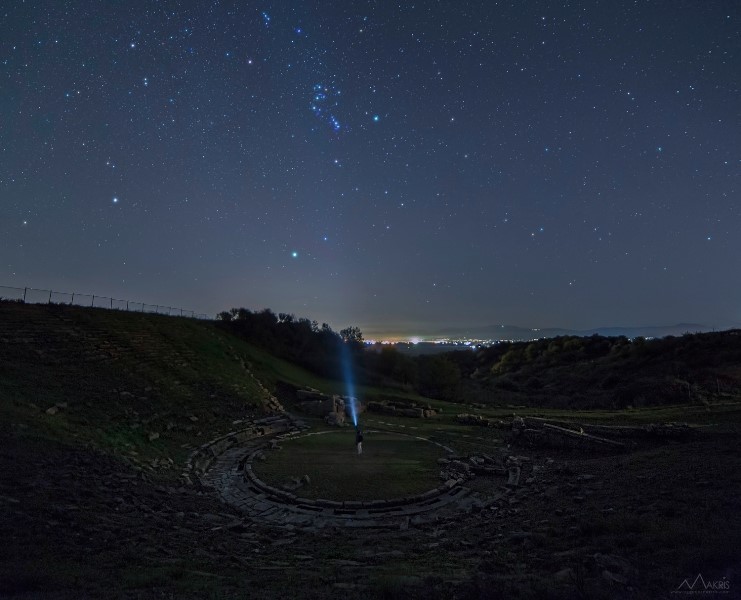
417 355 461 399
339 326 363 344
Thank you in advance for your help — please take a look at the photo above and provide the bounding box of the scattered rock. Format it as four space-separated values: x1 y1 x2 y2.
543 485 559 498
602 570 628 585
330 559 362 567
554 567 575 584
552 549 580 560
148 432 160 441
324 411 345 427
594 553 632 574
457 413 498 427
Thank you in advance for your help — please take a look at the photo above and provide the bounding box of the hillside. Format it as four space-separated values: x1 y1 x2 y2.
453 331 741 409
0 302 288 471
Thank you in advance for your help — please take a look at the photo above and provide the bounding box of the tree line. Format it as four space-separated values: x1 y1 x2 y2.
216 307 464 399
218 308 741 408
216 308 363 379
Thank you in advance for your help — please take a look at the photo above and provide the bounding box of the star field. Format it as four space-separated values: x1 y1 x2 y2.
1 2 739 336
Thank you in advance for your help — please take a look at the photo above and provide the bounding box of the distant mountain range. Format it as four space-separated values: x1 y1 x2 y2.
429 322 714 342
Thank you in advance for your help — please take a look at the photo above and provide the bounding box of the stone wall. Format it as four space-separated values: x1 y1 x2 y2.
296 390 365 425
184 415 292 482
522 417 697 440
456 413 502 427
297 397 338 417
367 401 436 418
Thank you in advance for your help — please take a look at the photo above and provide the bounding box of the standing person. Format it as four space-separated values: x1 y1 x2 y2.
355 426 363 455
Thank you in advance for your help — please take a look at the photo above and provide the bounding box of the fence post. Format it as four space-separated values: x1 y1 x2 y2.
23 288 27 302
110 298 113 309
48 290 52 304
71 293 74 305
91 295 95 307
180 308 183 316
126 300 129 311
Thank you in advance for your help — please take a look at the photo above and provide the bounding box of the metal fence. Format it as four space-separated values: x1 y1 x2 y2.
0 285 210 319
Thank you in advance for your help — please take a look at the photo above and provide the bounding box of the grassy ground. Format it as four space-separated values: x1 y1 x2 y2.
253 430 446 501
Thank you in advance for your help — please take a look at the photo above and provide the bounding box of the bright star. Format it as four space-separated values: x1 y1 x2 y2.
112 197 119 204
291 251 298 258
373 115 380 122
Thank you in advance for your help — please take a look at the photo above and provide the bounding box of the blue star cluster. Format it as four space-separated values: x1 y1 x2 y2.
311 83 342 132
0 2 739 335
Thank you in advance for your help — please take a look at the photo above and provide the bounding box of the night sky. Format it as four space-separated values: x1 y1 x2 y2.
2 2 739 338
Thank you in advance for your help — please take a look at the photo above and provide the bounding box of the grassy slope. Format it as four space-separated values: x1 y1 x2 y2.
0 303 451 470
238 339 429 404
0 302 277 472
469 330 741 409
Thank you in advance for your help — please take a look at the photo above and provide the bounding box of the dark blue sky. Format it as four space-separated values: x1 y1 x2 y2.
2 1 739 337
